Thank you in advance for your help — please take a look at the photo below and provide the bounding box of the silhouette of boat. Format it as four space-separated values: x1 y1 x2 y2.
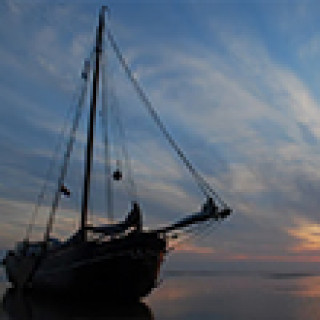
3 288 154 320
3 6 232 301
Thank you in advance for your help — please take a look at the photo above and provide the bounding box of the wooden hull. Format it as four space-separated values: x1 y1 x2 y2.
6 232 166 301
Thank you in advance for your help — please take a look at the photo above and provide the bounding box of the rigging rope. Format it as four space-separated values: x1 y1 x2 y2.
101 34 138 221
24 66 92 242
109 93 138 202
168 215 227 252
101 36 114 222
106 28 227 208
42 59 92 245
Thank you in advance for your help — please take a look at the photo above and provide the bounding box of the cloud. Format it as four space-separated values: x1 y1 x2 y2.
33 25 93 92
287 218 320 252
5 0 20 15
299 34 320 60
228 164 267 194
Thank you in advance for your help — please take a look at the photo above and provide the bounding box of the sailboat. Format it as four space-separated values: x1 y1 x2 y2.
3 6 232 301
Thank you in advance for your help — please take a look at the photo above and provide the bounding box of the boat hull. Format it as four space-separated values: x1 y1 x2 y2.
6 232 166 301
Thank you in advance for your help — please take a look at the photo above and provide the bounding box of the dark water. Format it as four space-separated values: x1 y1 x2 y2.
1 268 320 319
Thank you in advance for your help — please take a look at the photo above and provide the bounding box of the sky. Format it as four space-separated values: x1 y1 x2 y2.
1 0 320 271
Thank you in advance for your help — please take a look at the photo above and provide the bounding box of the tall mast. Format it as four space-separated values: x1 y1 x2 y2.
81 7 106 241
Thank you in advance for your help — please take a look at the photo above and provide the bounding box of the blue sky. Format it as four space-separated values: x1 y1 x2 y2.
2 0 320 270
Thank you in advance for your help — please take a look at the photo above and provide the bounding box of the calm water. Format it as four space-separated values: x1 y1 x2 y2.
1 267 320 319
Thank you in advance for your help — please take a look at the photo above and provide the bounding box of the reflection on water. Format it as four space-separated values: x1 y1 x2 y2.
273 274 320 298
3 272 320 319
294 276 320 298
146 272 320 320
2 288 153 320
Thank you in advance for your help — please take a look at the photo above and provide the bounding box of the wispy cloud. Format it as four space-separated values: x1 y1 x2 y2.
287 218 320 252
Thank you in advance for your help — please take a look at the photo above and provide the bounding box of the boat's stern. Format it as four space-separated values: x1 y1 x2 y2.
4 251 38 288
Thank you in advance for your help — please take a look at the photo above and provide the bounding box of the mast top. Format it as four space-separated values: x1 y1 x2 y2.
100 5 110 19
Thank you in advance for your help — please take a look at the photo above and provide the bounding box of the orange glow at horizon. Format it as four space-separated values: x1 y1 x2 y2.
174 243 215 254
287 219 320 252
223 254 320 263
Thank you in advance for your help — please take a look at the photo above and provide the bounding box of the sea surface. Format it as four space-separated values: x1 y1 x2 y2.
1 267 320 319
